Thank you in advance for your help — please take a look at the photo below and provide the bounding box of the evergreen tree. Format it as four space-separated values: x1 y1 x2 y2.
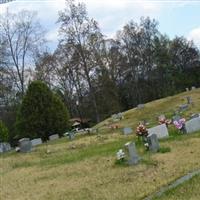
16 81 70 140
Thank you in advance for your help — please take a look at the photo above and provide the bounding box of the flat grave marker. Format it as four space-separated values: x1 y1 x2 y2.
123 127 133 135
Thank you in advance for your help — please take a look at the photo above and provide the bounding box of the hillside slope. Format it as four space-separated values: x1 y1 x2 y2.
1 89 200 200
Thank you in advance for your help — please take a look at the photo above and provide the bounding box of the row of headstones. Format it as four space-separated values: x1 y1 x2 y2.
123 115 200 138
118 134 160 165
185 86 196 91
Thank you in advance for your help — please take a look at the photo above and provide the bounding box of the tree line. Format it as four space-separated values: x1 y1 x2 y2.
0 0 200 142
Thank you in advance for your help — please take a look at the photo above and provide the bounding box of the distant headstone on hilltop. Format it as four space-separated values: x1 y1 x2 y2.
19 138 32 153
49 134 59 141
31 138 42 146
0 143 11 153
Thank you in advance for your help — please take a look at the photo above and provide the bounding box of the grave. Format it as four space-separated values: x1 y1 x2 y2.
49 134 59 141
111 113 124 121
179 104 188 112
19 138 32 153
147 124 169 139
147 134 160 152
186 96 192 104
0 143 11 153
31 138 42 146
190 113 200 119
68 132 75 140
191 86 196 90
124 142 140 165
185 88 189 92
185 117 200 134
123 127 133 135
137 104 145 109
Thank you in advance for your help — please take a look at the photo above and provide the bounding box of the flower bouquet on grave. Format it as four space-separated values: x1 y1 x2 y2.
136 122 149 146
173 118 186 134
115 149 126 165
158 115 172 127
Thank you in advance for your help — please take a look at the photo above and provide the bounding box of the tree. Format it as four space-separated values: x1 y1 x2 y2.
58 0 103 122
16 81 70 140
0 10 46 97
0 120 9 142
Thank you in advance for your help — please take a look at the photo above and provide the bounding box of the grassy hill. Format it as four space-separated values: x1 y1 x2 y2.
1 89 200 200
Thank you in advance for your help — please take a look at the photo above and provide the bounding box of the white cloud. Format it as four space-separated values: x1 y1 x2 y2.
188 27 200 47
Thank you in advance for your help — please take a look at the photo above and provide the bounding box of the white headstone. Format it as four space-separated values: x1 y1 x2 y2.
31 138 42 146
49 134 59 140
137 104 145 109
185 117 200 134
147 124 169 139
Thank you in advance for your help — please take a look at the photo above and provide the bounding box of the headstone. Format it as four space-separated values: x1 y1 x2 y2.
185 88 189 92
124 142 140 165
147 134 160 152
137 104 145 109
123 127 133 135
49 134 59 141
31 138 42 146
68 132 75 140
172 115 181 122
191 86 196 90
147 124 169 139
185 117 200 133
186 96 192 104
0 143 11 153
190 113 200 119
179 104 188 112
19 138 32 153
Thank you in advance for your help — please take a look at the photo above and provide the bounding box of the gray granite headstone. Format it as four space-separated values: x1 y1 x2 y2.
123 127 133 135
137 104 145 109
185 88 189 92
147 124 169 139
147 134 160 152
19 138 32 153
0 143 11 153
185 117 200 134
191 86 196 90
190 113 200 119
124 142 140 165
31 138 42 146
186 96 192 104
68 132 75 140
179 104 188 112
49 134 59 141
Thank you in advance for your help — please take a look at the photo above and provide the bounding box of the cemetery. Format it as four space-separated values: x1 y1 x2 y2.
1 88 200 200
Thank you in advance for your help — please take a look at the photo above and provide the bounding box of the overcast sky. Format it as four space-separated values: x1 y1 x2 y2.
1 0 200 50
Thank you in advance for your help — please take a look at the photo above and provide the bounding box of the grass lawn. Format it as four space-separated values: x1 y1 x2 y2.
1 89 200 200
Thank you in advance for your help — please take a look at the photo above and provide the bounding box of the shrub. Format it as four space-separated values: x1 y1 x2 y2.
16 81 70 140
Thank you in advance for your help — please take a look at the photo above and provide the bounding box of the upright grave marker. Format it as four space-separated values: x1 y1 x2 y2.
19 138 32 153
0 143 11 153
147 134 160 152
124 142 140 165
